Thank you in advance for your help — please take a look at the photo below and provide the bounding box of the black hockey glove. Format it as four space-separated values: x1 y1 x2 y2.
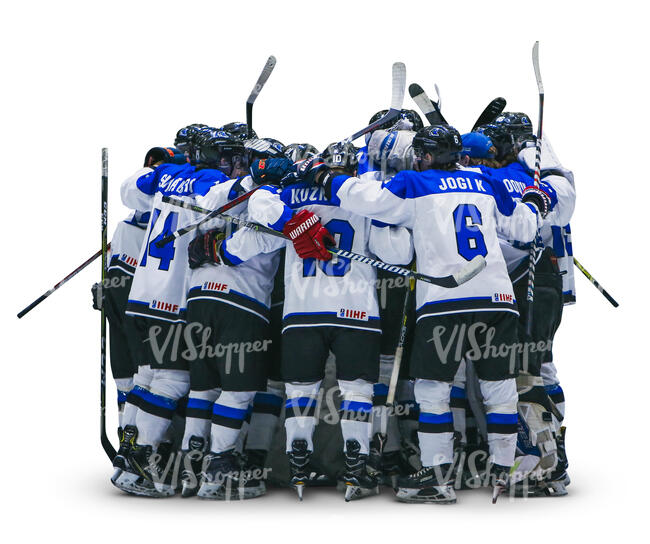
521 185 552 218
143 147 187 168
91 282 103 311
250 158 296 184
297 156 340 199
188 230 232 269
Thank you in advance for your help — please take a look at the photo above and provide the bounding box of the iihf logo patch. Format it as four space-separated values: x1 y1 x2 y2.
493 293 513 303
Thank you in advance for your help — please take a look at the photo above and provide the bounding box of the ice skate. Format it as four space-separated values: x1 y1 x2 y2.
396 464 457 504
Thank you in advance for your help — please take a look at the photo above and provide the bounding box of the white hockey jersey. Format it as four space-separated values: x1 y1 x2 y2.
120 163 229 323
518 137 577 304
186 176 281 323
223 182 413 333
329 167 539 320
107 210 150 276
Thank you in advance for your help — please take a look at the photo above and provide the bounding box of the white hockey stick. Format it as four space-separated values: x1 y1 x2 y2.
343 61 406 143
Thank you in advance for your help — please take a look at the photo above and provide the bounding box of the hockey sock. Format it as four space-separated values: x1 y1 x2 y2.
396 379 419 445
480 378 518 468
210 390 256 453
181 388 220 450
451 361 467 445
115 377 134 428
245 381 284 452
339 379 373 455
541 361 565 417
133 369 190 448
415 379 454 467
284 381 321 452
122 365 154 427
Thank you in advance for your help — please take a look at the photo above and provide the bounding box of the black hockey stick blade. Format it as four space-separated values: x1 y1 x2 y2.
471 97 507 131
409 83 447 125
345 62 406 143
246 55 277 137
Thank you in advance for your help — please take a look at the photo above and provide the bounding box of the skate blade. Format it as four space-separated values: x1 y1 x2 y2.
395 487 456 504
492 485 506 504
181 482 198 498
294 482 305 501
344 484 379 502
111 467 123 483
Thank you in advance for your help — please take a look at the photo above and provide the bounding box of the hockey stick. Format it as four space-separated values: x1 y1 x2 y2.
573 257 619 307
343 62 406 144
100 148 116 462
471 97 507 131
246 55 277 138
386 269 415 407
163 196 487 288
408 83 448 125
155 187 261 247
17 245 110 318
525 41 545 336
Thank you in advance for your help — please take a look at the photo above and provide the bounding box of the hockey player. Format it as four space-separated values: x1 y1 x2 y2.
212 143 414 501
112 128 233 497
303 125 549 504
465 116 575 495
179 150 299 500
93 147 185 466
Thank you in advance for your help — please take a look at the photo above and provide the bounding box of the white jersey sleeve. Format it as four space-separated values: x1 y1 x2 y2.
121 167 156 211
368 222 413 265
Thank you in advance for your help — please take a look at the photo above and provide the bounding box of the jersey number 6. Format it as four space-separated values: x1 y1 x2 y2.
453 204 488 261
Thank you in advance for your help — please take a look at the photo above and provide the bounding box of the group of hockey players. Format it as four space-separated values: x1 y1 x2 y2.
96 104 575 504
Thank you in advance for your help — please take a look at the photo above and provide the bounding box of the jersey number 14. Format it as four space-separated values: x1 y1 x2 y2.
140 209 178 271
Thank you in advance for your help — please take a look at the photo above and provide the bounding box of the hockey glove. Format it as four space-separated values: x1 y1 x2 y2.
522 185 552 218
297 156 340 199
282 209 335 261
188 230 229 269
250 158 296 184
91 282 103 311
143 147 187 168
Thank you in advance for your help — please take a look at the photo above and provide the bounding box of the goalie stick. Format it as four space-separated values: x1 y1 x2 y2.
343 62 406 144
525 41 545 336
246 55 276 138
163 196 487 288
100 148 116 461
408 83 448 125
471 97 507 131
573 257 619 307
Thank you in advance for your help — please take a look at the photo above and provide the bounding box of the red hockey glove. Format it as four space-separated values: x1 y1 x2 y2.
282 210 334 261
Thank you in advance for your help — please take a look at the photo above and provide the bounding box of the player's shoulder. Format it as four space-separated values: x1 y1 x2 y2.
279 180 332 209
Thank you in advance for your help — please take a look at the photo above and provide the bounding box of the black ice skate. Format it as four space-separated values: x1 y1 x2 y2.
491 464 512 504
342 440 379 502
396 464 457 504
111 424 137 483
288 439 311 501
113 442 176 498
180 436 207 498
240 449 268 499
197 450 242 500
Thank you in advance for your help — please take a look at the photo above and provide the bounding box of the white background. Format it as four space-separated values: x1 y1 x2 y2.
1 0 647 542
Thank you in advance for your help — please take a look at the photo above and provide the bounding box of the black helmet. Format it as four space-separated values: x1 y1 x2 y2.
219 122 257 140
368 109 396 132
476 123 515 160
321 141 359 173
394 109 424 131
244 137 286 161
197 131 245 171
284 143 319 163
174 124 210 152
493 112 534 147
412 125 463 167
